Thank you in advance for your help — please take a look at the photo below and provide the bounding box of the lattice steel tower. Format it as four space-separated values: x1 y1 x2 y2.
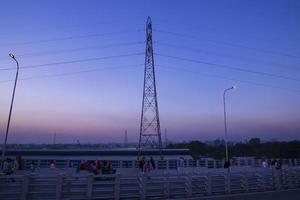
138 17 163 160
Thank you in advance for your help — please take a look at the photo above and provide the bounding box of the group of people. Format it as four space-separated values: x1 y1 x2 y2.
262 159 282 169
47 160 116 174
2 156 24 175
139 156 156 173
77 160 115 174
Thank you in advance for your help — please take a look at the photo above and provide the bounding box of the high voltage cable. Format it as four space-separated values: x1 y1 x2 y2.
0 64 143 83
153 18 298 48
0 29 144 47
157 65 300 94
0 41 145 60
1 62 299 94
154 29 300 60
155 53 300 82
155 42 299 71
0 21 131 37
0 52 144 71
0 16 146 37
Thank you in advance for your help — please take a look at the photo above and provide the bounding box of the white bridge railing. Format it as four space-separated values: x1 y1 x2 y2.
1 168 300 200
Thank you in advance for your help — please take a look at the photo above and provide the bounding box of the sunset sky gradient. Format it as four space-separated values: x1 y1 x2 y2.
0 0 299 143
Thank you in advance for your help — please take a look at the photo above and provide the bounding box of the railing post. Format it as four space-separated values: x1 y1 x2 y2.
56 173 64 200
278 170 283 190
86 174 93 200
272 170 281 190
114 173 120 200
163 172 169 198
288 169 295 189
281 169 288 188
225 172 231 194
206 174 212 195
166 160 169 170
21 174 30 200
242 172 248 193
185 173 192 197
297 169 300 187
139 175 146 200
257 173 266 191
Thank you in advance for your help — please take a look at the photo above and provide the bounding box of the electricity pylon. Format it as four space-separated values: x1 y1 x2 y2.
138 17 163 160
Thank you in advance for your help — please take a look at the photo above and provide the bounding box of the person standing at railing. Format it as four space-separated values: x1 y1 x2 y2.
79 160 85 171
30 161 35 172
15 155 24 170
262 159 268 168
177 157 185 173
276 159 282 170
139 159 143 172
139 157 147 174
224 160 231 169
50 160 56 169
3 158 15 182
150 157 156 171
88 161 98 174
96 160 102 173
68 160 73 168
3 158 14 175
270 159 277 170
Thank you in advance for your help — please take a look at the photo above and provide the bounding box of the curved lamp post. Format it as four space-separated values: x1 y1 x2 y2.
1 53 19 167
223 85 236 163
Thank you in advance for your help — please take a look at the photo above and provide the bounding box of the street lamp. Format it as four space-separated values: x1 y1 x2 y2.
223 85 236 164
1 53 19 167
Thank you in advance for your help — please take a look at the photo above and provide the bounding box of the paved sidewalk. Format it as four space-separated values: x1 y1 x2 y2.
185 189 300 200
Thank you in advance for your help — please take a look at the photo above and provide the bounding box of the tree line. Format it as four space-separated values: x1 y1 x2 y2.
167 138 300 159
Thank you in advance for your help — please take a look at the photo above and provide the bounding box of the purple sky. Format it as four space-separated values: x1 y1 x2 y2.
0 0 299 143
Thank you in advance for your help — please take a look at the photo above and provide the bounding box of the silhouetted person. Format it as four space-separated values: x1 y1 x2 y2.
96 160 102 173
88 161 96 174
224 160 231 169
15 155 24 170
262 159 268 168
50 160 56 169
79 160 85 171
276 160 282 170
150 156 156 170
68 160 73 168
107 160 115 174
139 159 144 172
3 158 14 175
3 158 15 182
139 157 147 174
271 159 277 170
30 161 35 172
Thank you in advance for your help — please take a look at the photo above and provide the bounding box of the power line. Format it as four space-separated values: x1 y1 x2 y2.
157 65 300 94
155 53 300 82
0 16 146 37
0 64 142 83
154 29 300 60
153 17 299 48
0 52 144 71
155 42 300 71
0 29 144 47
2 62 298 94
0 21 126 37
0 41 144 60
